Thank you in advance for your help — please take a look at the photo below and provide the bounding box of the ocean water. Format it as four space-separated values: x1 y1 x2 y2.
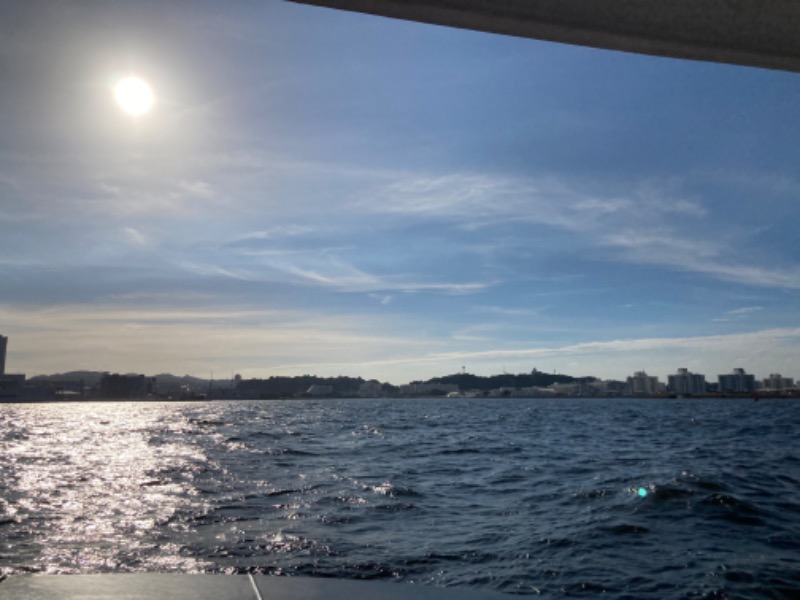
1 397 799 598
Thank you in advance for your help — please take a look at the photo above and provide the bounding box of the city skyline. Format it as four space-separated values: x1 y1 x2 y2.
1 2 799 384
2 332 793 390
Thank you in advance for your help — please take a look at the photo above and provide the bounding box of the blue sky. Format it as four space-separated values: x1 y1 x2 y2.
1 1 798 384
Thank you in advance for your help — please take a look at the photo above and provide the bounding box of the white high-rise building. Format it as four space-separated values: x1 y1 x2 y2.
762 373 794 391
625 371 661 395
667 368 706 395
718 368 756 394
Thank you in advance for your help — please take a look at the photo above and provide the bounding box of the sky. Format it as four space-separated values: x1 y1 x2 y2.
1 1 799 384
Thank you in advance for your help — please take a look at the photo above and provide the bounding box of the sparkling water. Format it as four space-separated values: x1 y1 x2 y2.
2 398 799 597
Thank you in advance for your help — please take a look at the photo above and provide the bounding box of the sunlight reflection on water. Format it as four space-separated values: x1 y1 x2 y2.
2 403 213 573
2 398 800 597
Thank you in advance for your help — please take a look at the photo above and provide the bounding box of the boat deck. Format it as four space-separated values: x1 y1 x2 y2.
0 574 509 599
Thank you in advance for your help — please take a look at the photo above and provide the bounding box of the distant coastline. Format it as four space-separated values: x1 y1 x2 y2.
2 360 797 403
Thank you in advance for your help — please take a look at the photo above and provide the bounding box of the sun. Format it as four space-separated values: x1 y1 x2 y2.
114 76 154 116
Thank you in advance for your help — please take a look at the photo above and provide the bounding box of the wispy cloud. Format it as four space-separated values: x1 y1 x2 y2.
359 172 708 233
179 261 263 282
474 305 542 317
0 302 428 379
168 247 492 298
422 328 800 362
249 326 800 383
601 230 721 261
230 225 317 244
355 171 798 291
177 179 215 199
712 306 764 322
123 226 151 248
368 293 394 305
703 169 800 198
604 232 800 289
286 264 488 295
256 253 490 295
3 295 799 383
408 328 800 379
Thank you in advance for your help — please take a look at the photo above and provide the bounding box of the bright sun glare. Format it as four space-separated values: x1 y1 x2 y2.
114 76 154 116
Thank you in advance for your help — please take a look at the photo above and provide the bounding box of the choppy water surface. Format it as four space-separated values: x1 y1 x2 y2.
2 398 800 597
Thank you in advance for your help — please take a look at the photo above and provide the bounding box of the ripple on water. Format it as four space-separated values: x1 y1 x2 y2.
2 398 800 597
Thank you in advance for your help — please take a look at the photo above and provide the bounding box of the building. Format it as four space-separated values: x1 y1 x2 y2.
0 336 36 400
584 379 624 396
625 371 661 395
99 373 157 399
306 384 334 397
0 334 7 375
762 373 794 391
400 382 459 396
550 382 595 396
358 380 384 397
39 379 85 399
487 386 518 397
667 368 707 395
597 380 627 396
0 373 26 399
718 368 756 394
